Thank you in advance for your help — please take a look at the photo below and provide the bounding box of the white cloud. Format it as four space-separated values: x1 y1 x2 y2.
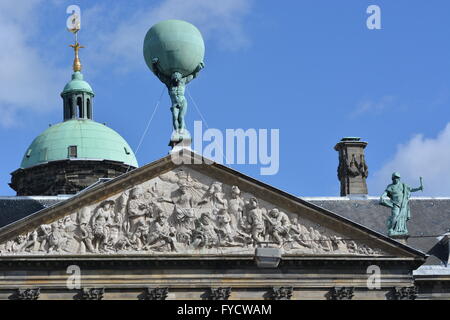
351 95 396 118
83 0 253 72
0 0 65 127
370 123 450 197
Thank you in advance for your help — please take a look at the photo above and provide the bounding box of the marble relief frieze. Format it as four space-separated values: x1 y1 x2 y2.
0 168 382 256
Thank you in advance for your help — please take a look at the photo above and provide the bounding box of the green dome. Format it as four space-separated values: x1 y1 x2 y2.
143 19 205 77
61 72 94 95
21 120 138 169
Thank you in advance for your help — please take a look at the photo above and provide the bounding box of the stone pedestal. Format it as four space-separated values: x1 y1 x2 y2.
169 137 192 154
390 234 409 245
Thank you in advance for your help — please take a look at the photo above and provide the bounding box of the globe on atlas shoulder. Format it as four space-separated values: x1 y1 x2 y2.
143 19 205 78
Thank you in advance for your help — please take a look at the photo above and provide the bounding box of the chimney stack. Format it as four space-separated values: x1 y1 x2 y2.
334 137 369 197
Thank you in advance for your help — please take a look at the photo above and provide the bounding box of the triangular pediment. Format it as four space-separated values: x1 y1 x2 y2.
0 151 426 259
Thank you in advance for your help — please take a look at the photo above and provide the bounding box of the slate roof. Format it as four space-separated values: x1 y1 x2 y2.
305 197 450 265
0 196 69 228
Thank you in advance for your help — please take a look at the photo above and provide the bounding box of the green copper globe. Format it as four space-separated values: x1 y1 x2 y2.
143 19 205 77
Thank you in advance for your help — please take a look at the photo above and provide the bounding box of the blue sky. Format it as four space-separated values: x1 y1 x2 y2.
1 0 450 197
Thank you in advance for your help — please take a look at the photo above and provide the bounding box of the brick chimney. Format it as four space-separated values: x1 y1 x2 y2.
334 137 369 197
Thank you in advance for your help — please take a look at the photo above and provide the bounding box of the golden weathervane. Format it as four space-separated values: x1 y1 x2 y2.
69 41 84 72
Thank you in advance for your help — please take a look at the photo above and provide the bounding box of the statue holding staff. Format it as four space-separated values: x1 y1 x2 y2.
379 172 423 236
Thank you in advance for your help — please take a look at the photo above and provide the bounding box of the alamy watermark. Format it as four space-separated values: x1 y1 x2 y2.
66 264 81 289
366 264 381 289
171 121 280 176
66 5 81 32
367 5 381 30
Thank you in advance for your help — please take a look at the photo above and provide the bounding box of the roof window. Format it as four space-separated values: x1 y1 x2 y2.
68 145 78 158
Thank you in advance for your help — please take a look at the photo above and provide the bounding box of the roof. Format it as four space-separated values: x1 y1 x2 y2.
0 196 69 228
305 197 450 265
20 119 138 169
414 265 450 276
61 72 94 95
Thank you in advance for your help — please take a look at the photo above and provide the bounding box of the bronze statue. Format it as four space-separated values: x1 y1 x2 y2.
380 172 423 236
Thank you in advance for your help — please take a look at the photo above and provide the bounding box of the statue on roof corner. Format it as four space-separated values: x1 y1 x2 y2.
379 172 423 237
143 19 205 146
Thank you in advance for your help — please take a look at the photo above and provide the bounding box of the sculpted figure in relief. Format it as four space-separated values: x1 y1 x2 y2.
11 234 29 252
192 212 219 248
215 208 237 245
159 182 197 245
126 187 150 235
264 208 291 245
47 222 68 253
331 236 349 253
146 212 177 252
77 207 95 253
90 200 115 252
289 218 313 250
28 224 49 252
315 228 333 252
129 221 150 251
228 186 245 229
245 198 266 243
202 182 228 214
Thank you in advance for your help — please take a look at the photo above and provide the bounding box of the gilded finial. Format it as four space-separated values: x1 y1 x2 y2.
69 42 84 72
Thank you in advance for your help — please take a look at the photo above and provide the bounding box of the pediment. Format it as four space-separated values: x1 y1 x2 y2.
0 151 426 259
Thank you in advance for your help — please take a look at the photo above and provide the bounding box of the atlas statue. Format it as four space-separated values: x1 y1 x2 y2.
151 58 204 135
143 19 205 145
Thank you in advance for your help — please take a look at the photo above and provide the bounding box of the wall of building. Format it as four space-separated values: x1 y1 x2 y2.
0 257 419 300
10 160 134 196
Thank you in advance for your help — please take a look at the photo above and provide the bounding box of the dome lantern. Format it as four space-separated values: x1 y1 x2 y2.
61 41 94 121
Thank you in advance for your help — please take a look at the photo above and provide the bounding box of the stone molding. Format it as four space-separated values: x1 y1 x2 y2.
269 286 293 300
208 287 231 300
391 286 418 300
79 288 105 300
142 287 169 300
328 287 354 300
14 288 40 300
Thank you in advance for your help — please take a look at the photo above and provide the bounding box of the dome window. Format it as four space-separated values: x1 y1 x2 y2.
77 97 83 118
69 98 73 118
68 145 78 158
124 147 130 155
87 98 91 119
26 149 32 158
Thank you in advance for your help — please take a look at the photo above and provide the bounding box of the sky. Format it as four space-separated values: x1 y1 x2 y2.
0 0 449 197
